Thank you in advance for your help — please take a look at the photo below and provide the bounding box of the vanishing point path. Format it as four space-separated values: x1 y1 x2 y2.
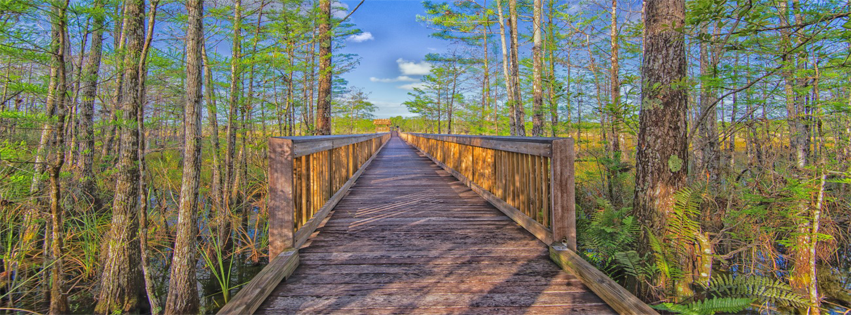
256 136 616 314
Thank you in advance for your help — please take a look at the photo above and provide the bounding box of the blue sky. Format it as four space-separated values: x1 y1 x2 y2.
337 0 448 118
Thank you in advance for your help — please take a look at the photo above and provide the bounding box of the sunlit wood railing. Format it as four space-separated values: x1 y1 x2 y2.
218 133 390 315
268 133 391 257
399 132 575 249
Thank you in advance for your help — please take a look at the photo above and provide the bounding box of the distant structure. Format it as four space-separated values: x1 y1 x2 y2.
373 119 392 133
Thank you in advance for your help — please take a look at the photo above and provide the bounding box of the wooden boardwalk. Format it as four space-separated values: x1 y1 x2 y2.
256 137 616 314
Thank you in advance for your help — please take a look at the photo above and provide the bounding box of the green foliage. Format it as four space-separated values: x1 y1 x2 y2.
654 297 754 315
666 187 703 258
582 199 638 266
705 274 809 309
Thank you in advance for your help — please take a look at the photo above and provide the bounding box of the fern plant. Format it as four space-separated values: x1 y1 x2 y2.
654 297 754 315
706 274 809 309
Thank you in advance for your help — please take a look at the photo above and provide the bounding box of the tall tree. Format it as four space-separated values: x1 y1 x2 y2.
632 0 689 295
222 0 242 247
164 0 203 312
530 0 544 136
95 0 147 312
495 0 516 134
507 0 524 136
75 0 106 211
46 0 71 312
315 0 332 135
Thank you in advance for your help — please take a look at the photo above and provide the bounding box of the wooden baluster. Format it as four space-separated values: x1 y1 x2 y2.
268 138 294 258
543 156 550 228
551 138 576 249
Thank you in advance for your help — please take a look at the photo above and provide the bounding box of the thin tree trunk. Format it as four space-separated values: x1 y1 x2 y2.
46 0 71 311
609 0 621 154
223 0 242 246
164 0 203 311
202 43 224 217
547 0 558 137
76 0 105 212
495 0 514 135
315 0 332 135
530 0 543 136
508 0 524 136
136 0 160 312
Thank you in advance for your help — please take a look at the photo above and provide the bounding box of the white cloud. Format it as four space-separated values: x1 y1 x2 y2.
347 32 374 43
396 58 432 76
397 83 427 91
332 1 349 19
370 76 418 83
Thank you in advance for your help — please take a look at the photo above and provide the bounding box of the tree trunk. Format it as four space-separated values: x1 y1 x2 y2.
508 0 524 136
609 0 621 154
695 25 720 183
76 0 105 212
480 0 491 134
547 0 558 137
201 43 224 218
223 0 242 246
95 0 146 312
632 0 689 297
530 0 543 136
47 0 71 312
164 0 203 311
315 0 332 135
494 0 515 135
136 0 160 311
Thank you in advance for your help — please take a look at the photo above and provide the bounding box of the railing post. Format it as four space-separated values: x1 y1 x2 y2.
269 138 295 258
551 138 576 250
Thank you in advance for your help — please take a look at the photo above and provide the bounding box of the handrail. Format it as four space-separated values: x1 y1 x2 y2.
400 132 657 315
399 132 575 248
219 132 391 315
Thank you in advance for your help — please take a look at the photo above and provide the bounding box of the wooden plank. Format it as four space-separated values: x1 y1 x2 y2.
291 137 390 249
549 246 658 315
254 136 614 315
551 138 576 249
217 249 299 315
414 146 554 245
268 138 294 258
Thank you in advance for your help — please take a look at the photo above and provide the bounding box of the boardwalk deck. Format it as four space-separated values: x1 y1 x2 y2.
256 136 616 314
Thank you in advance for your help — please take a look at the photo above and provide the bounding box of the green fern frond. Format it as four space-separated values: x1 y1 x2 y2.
654 297 754 315
706 274 809 308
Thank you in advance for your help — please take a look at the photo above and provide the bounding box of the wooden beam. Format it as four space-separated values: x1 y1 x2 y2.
268 138 294 258
551 138 575 250
549 246 658 315
217 249 300 315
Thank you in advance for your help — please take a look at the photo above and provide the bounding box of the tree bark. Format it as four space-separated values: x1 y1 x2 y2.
201 43 224 216
76 0 105 212
609 0 621 154
494 0 515 135
508 0 524 136
530 0 543 136
47 0 71 312
95 0 146 312
164 0 203 312
632 0 689 295
315 0 332 135
223 0 242 246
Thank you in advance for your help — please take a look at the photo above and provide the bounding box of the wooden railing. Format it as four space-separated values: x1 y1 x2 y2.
219 133 390 315
399 132 657 315
399 132 575 248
